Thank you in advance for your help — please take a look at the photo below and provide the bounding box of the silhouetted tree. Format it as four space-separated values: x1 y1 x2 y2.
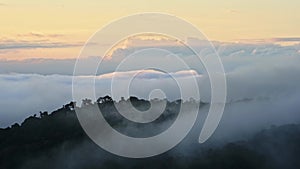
0 96 299 169
63 101 76 110
39 111 48 118
97 95 113 104
81 98 92 107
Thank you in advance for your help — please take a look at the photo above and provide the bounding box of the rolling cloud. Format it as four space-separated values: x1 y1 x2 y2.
0 41 299 74
0 41 300 130
0 70 202 127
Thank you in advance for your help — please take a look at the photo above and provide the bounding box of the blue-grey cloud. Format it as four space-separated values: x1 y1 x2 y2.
1 41 300 129
0 32 84 53
237 37 300 43
0 57 98 75
0 41 83 50
1 41 299 75
271 37 300 42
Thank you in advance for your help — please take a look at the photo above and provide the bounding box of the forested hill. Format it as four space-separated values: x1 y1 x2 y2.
0 96 299 169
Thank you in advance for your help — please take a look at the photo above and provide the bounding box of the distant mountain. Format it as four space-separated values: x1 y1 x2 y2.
0 96 299 169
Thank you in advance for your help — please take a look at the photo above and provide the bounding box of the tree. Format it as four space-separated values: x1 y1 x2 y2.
97 95 113 104
81 98 92 107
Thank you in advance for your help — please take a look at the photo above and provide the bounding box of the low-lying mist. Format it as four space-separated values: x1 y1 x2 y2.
1 96 299 169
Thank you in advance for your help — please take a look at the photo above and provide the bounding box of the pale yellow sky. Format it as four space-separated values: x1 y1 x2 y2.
0 0 299 59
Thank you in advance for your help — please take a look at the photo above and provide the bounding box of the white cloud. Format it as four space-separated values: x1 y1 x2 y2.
0 70 202 127
1 42 300 129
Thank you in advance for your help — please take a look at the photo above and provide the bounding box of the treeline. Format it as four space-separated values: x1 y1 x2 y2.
0 96 299 169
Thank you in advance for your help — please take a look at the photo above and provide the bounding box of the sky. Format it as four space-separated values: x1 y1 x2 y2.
0 0 300 128
0 0 300 60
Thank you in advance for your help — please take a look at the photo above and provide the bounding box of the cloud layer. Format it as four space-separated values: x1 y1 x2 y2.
0 42 300 129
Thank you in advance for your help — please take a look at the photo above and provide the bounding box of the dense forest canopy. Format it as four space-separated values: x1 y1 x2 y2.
0 96 299 169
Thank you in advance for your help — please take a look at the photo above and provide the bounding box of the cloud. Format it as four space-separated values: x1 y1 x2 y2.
0 41 83 50
0 32 85 55
97 69 201 79
271 37 300 42
1 41 300 129
1 51 300 128
0 57 102 75
0 70 202 127
226 9 239 14
0 32 102 60
0 40 299 75
236 37 300 44
17 32 64 38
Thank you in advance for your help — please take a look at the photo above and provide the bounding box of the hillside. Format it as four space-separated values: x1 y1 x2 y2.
0 97 299 169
